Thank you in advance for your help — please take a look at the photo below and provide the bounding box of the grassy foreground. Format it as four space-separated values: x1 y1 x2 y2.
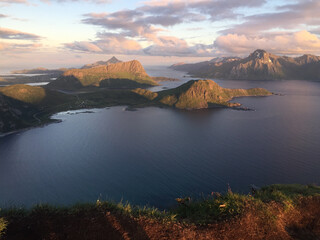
0 184 320 239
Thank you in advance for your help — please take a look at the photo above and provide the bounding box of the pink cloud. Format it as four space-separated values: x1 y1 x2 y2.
214 30 320 55
65 34 142 55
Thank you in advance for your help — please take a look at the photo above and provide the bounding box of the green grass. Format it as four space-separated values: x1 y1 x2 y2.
172 184 320 224
1 184 317 227
0 200 175 226
173 192 249 224
254 184 320 207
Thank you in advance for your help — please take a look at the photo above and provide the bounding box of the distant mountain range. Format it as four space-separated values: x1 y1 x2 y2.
10 56 123 74
170 49 320 80
11 68 66 76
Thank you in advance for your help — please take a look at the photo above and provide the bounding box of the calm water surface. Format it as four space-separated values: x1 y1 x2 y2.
0 67 320 208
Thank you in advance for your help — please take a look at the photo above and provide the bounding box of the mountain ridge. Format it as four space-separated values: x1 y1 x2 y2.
170 50 320 80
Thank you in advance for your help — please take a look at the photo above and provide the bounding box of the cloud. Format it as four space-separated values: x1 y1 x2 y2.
144 35 213 56
0 42 42 51
214 30 320 55
142 0 266 21
221 0 320 35
65 33 143 55
0 28 41 40
42 0 111 3
0 0 111 5
0 14 8 18
73 0 272 57
0 27 42 53
0 0 27 3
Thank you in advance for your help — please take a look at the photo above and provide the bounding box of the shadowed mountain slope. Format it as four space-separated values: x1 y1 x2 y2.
0 93 39 133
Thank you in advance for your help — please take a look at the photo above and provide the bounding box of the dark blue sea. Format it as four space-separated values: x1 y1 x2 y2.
0 66 319 209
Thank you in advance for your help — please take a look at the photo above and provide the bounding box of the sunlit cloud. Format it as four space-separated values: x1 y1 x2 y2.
1 0 320 68
214 30 320 55
221 0 320 35
0 42 42 51
0 0 111 5
41 0 112 3
0 0 28 3
65 33 143 55
0 28 41 40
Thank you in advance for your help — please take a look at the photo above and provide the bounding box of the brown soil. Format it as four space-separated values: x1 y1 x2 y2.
2 197 320 240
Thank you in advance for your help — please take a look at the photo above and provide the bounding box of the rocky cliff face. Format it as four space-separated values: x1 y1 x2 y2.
171 49 320 80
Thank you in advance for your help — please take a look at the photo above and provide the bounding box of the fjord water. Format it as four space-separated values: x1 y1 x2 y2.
0 69 320 208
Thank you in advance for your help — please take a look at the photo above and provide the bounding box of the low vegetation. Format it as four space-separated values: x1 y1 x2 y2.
0 184 319 239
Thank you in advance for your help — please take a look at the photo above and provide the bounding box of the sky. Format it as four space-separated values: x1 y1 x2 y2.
0 0 320 70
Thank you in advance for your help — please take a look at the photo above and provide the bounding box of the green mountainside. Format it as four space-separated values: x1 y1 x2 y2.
0 93 38 133
0 85 76 134
171 49 320 80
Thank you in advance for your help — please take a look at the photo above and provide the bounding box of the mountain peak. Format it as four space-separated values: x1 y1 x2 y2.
81 56 122 69
250 49 268 59
108 56 121 63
